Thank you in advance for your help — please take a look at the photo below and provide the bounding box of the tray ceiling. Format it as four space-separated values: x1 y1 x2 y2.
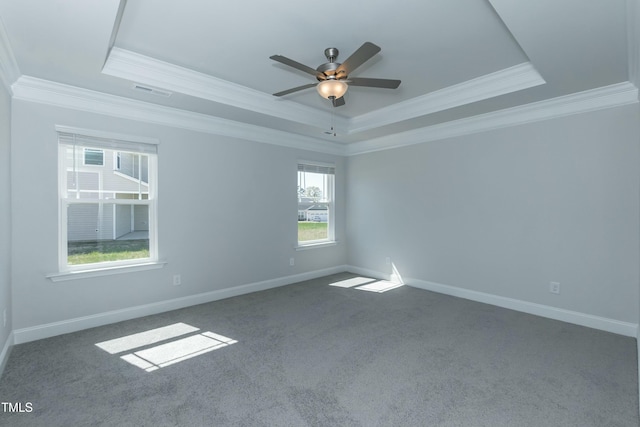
0 0 636 155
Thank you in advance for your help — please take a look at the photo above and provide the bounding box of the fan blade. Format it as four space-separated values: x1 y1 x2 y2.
332 96 346 107
348 77 401 89
273 83 317 97
335 42 381 77
270 55 323 79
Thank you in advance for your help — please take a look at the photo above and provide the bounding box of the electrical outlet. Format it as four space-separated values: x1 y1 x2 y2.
173 275 182 286
289 258 295 266
385 257 391 265
549 281 560 294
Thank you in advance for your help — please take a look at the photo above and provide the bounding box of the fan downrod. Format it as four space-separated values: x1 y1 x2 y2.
317 47 341 79
324 48 339 62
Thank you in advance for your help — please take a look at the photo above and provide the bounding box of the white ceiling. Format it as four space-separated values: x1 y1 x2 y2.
0 0 636 154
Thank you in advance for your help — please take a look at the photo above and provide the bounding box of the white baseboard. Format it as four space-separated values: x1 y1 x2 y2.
345 265 637 337
0 331 14 379
345 265 393 281
10 265 638 343
13 265 349 344
407 277 638 337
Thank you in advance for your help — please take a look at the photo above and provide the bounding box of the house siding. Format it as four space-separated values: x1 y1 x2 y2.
118 152 148 183
64 145 150 241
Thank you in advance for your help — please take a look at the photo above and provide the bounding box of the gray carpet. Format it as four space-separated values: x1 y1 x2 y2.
0 273 638 426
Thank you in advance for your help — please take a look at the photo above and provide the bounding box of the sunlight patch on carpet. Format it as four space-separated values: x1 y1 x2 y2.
96 323 237 372
96 322 199 354
122 332 237 372
329 275 404 293
356 281 404 293
329 276 377 288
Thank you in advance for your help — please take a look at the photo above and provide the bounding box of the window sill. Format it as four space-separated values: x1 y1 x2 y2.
47 261 167 282
295 241 338 251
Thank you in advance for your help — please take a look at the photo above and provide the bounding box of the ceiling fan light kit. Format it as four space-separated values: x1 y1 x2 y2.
270 42 401 107
317 79 348 99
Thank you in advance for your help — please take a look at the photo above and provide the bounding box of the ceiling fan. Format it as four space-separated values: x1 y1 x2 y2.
270 42 401 107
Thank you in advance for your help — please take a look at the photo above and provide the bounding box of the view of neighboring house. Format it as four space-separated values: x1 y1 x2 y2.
297 196 328 222
65 147 149 242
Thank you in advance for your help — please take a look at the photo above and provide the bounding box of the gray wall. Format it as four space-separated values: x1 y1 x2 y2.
6 94 640 338
0 83 11 356
10 100 346 330
347 104 640 324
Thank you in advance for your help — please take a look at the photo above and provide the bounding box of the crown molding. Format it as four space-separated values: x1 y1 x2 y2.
9 75 636 158
0 16 20 92
346 81 639 156
348 62 546 134
12 76 346 156
103 47 349 132
627 0 640 91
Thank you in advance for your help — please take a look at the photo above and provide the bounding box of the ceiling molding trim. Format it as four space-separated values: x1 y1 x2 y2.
10 76 635 159
346 81 638 156
103 47 349 132
12 76 346 156
627 0 640 91
0 16 21 92
103 0 128 66
347 62 545 134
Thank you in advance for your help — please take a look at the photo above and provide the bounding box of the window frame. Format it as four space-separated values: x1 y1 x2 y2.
114 151 121 171
296 161 336 248
83 148 104 166
56 126 160 274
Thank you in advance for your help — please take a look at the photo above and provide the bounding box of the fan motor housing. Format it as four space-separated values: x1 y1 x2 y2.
316 47 345 80
316 61 342 79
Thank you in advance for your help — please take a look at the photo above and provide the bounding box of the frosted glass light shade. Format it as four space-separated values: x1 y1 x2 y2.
316 80 348 99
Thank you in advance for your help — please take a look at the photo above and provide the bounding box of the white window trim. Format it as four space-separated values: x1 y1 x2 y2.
55 126 160 276
55 125 160 146
47 261 167 282
297 160 336 248
295 241 338 251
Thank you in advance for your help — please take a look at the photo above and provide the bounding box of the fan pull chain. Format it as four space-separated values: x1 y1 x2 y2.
323 104 337 137
330 109 336 137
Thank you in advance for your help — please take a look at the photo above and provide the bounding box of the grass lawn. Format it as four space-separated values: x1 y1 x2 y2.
68 224 326 264
298 221 328 242
68 239 149 265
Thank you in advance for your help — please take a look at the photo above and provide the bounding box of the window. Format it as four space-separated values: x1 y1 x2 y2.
84 148 104 166
297 162 335 246
57 128 158 272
